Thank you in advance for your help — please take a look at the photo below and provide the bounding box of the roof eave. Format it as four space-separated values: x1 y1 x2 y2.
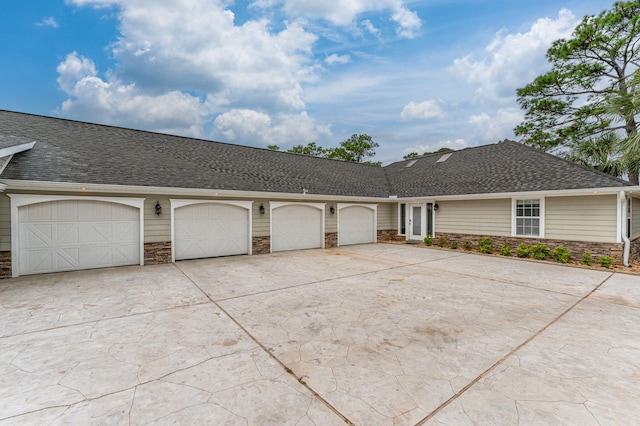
0 179 391 202
393 185 639 201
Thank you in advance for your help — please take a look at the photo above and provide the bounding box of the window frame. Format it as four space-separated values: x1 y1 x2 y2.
398 203 407 235
512 198 545 237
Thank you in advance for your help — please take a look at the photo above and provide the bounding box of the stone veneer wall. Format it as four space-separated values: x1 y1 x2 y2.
436 232 627 265
252 236 271 254
325 232 338 248
629 236 640 262
0 251 11 279
143 242 172 265
377 230 404 242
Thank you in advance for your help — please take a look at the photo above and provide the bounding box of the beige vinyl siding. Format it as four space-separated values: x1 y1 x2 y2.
325 203 337 233
377 203 396 230
0 193 11 251
145 197 171 243
253 200 270 237
436 199 511 236
633 197 640 239
545 195 617 243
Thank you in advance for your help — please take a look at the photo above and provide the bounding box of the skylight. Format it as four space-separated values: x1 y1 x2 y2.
436 153 452 163
405 159 418 168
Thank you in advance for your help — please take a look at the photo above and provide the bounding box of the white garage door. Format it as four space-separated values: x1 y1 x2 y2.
18 200 141 276
174 202 249 260
338 205 376 246
271 204 323 252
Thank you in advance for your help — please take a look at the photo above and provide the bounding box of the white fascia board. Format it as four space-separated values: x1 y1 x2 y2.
0 180 389 202
0 141 36 158
394 186 640 202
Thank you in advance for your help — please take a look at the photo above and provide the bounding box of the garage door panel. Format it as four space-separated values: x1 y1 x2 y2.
272 205 323 252
338 206 375 246
18 200 140 275
174 203 249 261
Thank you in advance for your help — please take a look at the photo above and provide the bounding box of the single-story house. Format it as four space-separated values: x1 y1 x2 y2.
0 109 638 278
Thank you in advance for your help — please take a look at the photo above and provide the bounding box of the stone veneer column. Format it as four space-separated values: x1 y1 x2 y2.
252 236 271 254
143 242 172 265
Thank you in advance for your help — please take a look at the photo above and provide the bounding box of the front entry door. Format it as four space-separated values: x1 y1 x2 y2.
409 204 423 240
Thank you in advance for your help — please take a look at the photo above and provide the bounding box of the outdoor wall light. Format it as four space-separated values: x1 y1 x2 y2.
155 201 162 215
434 203 439 211
259 203 265 215
330 206 335 215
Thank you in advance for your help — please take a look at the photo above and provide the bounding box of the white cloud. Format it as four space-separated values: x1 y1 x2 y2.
254 0 421 38
56 51 97 93
450 9 578 103
36 17 59 28
56 52 209 137
66 0 318 113
468 108 523 142
400 100 445 120
214 109 331 144
361 20 380 37
391 7 421 39
56 0 337 142
325 54 350 65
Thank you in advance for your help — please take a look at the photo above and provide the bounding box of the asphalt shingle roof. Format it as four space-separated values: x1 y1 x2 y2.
0 110 632 197
0 134 34 151
0 110 389 197
384 142 631 197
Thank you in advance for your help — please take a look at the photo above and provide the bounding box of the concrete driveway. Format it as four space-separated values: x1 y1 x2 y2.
1 244 639 425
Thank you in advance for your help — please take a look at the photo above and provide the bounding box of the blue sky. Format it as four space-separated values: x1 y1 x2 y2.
0 0 616 164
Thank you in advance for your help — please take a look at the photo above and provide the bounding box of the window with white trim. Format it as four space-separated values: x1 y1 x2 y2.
515 199 541 236
399 203 407 235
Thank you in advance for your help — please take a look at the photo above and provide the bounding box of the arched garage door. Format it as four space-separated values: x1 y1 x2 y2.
338 204 377 246
271 203 324 252
172 201 252 261
14 197 142 276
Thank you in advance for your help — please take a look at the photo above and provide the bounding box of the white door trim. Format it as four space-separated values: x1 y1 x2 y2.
8 194 145 278
169 199 253 262
336 203 378 246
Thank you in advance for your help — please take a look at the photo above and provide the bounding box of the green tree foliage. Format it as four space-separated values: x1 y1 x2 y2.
403 152 420 159
327 134 380 164
515 1 640 182
287 142 326 157
402 147 454 160
266 144 280 150
564 133 626 177
271 134 381 165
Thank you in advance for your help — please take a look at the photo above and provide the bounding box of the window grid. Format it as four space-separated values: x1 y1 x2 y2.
516 199 540 236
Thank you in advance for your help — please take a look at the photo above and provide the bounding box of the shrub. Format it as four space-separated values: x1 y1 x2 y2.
530 244 550 260
463 240 473 251
582 252 592 266
500 242 512 256
551 246 571 263
516 243 530 258
478 237 493 254
450 240 458 250
599 255 613 268
438 236 447 247
424 235 433 246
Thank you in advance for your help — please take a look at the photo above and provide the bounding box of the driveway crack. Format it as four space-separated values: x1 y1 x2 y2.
172 263 354 425
414 271 616 425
